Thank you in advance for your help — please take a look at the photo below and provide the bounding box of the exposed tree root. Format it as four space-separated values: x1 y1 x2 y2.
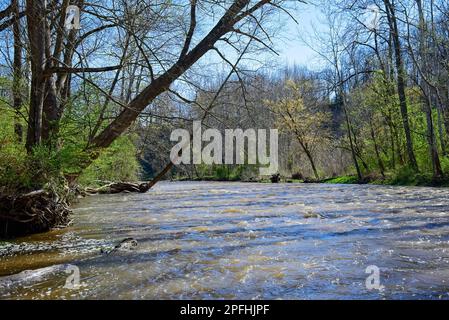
0 190 72 239
0 165 170 238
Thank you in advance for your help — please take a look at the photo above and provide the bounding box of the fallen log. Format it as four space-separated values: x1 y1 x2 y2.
0 161 173 237
84 181 150 194
0 169 168 238
84 163 175 195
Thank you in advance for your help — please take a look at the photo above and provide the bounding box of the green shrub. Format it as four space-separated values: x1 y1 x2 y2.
1 103 141 192
387 166 434 186
78 135 140 186
323 175 359 184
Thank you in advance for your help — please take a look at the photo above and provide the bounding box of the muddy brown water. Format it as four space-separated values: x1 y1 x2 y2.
2 181 449 299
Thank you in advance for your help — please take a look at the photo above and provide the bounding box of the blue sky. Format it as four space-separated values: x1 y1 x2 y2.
275 4 324 68
198 4 327 81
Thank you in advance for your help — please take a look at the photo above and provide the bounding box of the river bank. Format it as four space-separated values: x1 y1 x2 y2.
321 173 449 188
0 180 158 239
175 173 449 188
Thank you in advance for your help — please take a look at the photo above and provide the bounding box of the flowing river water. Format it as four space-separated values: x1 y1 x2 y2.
2 181 449 299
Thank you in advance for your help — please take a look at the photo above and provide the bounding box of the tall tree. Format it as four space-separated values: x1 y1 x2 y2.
414 0 443 179
12 0 22 141
383 0 419 171
19 0 300 180
25 0 46 151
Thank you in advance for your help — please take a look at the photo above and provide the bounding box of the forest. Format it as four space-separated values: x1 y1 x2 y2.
1 0 449 238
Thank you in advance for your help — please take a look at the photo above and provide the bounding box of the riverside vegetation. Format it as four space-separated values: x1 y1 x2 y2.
1 0 449 238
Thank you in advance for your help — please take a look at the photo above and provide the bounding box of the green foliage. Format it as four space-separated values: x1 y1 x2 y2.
78 135 140 186
339 71 449 185
1 97 141 193
192 164 259 182
440 157 449 174
0 118 30 192
323 175 359 184
387 166 433 186
0 143 64 193
0 104 37 192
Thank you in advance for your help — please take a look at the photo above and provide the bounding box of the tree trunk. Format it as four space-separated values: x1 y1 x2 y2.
424 94 443 179
25 0 47 152
370 121 386 177
384 0 419 171
416 0 443 180
12 0 22 142
297 139 319 180
342 98 362 181
436 101 447 155
90 0 252 151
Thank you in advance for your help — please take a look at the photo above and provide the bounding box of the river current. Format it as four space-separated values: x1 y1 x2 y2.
1 182 449 299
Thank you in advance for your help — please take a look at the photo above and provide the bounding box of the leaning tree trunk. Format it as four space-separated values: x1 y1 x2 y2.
89 0 252 151
297 139 319 180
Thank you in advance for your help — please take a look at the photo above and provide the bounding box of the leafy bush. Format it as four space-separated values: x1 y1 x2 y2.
387 166 433 186
78 135 140 186
323 175 359 184
1 102 141 193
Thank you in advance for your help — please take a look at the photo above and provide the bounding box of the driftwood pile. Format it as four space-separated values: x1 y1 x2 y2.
0 190 71 238
84 181 152 194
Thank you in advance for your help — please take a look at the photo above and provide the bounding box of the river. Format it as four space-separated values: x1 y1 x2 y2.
1 181 449 299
